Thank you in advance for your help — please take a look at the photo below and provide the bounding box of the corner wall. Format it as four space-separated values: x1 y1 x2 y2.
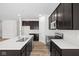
2 20 17 38
39 15 55 44
0 20 2 37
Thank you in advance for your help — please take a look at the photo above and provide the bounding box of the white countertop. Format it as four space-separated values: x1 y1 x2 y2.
51 39 79 49
29 30 39 34
0 35 33 50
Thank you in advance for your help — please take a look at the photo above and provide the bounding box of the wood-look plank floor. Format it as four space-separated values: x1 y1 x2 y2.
31 41 49 56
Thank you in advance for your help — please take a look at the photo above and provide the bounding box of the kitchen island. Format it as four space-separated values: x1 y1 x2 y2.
0 35 34 56
50 39 79 56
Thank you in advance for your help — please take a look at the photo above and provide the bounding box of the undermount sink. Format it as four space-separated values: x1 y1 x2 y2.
16 38 28 42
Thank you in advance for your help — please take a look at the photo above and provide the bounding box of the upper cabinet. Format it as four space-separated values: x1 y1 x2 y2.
57 4 64 29
73 4 79 30
63 3 72 29
49 7 57 30
49 3 79 30
22 21 39 30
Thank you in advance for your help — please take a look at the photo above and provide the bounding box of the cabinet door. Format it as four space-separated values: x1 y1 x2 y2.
49 13 55 30
49 15 52 29
35 34 39 41
21 46 26 56
52 11 55 22
51 46 56 56
30 34 39 41
25 39 32 56
57 4 64 29
63 3 72 29
22 21 30 26
50 41 56 56
55 50 61 56
57 3 73 29
73 3 79 30
26 41 30 56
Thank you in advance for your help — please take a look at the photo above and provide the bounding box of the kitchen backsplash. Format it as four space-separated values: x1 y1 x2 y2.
46 30 79 46
57 30 79 46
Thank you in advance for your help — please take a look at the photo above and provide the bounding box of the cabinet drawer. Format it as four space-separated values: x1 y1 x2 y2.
0 50 20 56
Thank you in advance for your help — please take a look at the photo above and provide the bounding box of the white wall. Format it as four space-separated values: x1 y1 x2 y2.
39 15 52 44
17 16 22 37
2 20 17 38
39 16 46 43
0 20 2 37
59 30 79 46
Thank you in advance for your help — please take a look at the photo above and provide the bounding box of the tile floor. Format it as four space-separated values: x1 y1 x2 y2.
31 41 49 56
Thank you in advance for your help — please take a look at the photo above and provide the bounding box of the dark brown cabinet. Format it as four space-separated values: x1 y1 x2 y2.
30 33 39 41
57 3 72 29
25 38 33 56
50 40 61 56
73 4 79 30
49 7 57 30
22 21 39 30
50 40 79 56
49 3 79 30
63 3 72 29
50 41 56 56
57 4 64 29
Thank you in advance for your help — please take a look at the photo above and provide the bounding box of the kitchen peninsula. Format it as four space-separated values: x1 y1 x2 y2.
50 39 79 56
0 35 34 56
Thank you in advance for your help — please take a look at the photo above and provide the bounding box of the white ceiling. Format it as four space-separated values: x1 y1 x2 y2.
0 3 59 20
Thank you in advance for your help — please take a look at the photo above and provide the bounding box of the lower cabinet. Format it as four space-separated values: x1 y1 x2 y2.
55 50 61 56
50 40 79 56
30 33 39 41
25 39 32 56
50 40 62 56
21 46 26 56
50 48 56 56
22 37 33 56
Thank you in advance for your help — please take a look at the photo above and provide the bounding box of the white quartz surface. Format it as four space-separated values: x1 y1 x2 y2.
51 39 79 49
29 30 39 34
0 35 33 50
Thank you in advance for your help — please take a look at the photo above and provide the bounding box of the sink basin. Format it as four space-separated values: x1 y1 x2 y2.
16 38 28 42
